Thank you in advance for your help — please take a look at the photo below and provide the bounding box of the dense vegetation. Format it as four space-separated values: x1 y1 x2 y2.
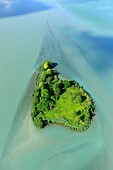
31 60 95 131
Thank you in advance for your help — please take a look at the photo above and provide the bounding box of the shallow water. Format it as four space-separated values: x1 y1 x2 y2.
0 0 113 170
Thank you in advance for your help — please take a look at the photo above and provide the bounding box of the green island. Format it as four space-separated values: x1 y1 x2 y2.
31 60 95 131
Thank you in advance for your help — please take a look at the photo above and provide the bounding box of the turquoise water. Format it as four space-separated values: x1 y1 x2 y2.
0 0 113 169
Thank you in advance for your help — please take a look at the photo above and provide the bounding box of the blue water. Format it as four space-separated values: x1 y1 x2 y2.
0 0 53 18
0 0 113 170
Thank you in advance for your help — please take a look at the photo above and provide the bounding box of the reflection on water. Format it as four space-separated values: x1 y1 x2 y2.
0 0 53 18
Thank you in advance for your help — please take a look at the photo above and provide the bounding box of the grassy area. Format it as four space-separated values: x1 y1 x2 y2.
31 60 95 131
45 86 95 131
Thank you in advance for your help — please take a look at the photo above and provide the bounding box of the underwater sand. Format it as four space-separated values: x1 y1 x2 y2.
0 0 113 169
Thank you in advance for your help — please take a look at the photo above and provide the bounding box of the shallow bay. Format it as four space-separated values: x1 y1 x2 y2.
0 0 113 170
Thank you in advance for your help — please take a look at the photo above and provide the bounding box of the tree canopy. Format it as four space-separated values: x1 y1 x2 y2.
31 60 96 131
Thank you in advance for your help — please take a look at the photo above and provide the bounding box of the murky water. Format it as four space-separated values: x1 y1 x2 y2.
0 0 113 169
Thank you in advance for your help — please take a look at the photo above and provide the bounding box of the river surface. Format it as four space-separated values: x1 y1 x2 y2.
0 0 113 169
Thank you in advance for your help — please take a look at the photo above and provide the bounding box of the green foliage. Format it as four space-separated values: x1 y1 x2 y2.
31 60 96 131
63 80 71 89
42 60 52 70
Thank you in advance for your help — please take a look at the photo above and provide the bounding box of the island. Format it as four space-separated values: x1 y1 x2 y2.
31 60 95 131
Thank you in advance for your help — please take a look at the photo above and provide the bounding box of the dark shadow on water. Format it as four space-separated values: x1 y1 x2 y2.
0 0 53 18
51 23 113 77
52 62 58 68
78 31 113 73
64 26 113 73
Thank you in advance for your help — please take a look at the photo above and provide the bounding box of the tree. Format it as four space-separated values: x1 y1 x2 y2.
63 80 71 89
47 68 52 75
42 60 52 70
34 116 43 128
40 71 47 81
31 60 95 131
75 95 82 103
41 88 50 99
38 82 44 88
47 77 51 85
